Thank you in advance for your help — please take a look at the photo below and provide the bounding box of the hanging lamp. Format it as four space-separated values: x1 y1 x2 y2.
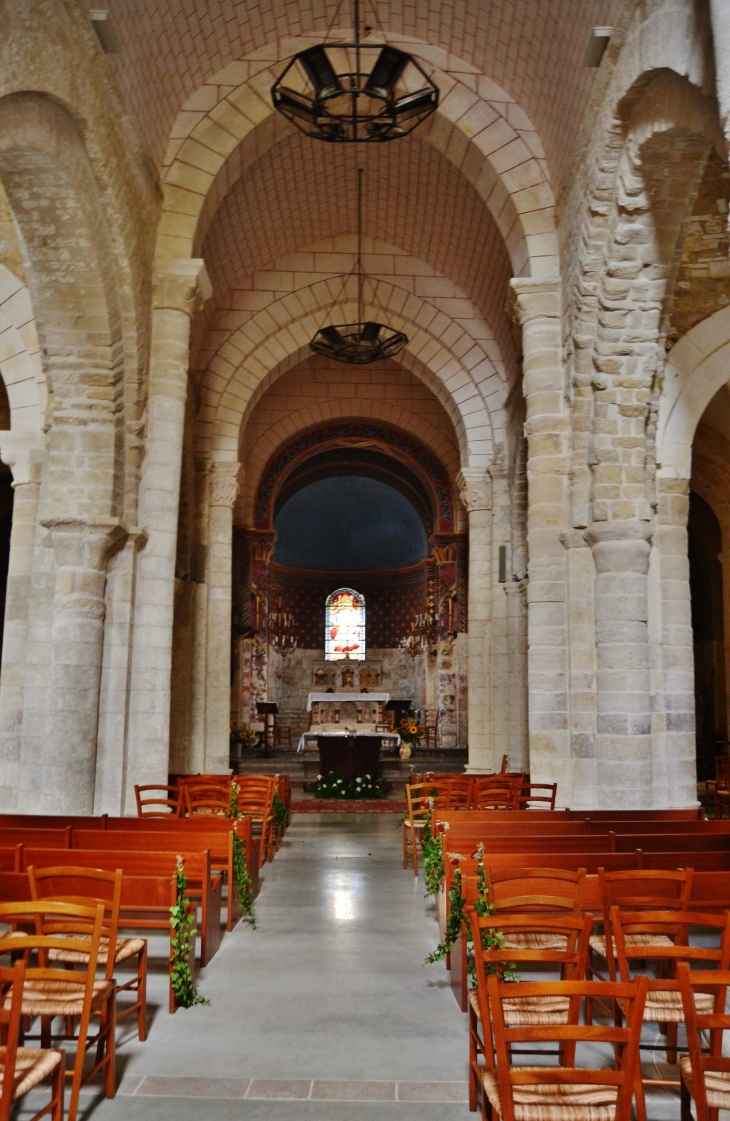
310 168 407 365
271 0 438 143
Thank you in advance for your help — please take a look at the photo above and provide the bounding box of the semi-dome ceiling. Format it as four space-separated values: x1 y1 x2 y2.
107 0 625 187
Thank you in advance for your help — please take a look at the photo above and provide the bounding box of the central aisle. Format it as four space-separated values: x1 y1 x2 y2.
89 814 470 1120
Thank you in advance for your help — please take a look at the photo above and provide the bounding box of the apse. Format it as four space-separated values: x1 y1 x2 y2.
273 476 427 571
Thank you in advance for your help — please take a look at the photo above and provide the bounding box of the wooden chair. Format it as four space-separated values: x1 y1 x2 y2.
678 961 730 1121
183 783 231 817
0 901 115 1121
444 776 473 810
589 867 694 983
486 866 586 947
512 782 557 811
27 865 147 1042
423 708 439 750
499 753 509 772
469 910 593 1116
0 958 64 1121
478 974 648 1121
274 724 293 749
235 776 275 867
134 784 180 817
402 780 450 875
713 754 730 819
611 906 730 1111
472 775 520 810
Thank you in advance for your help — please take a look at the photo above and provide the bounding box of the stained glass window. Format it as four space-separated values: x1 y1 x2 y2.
325 588 366 661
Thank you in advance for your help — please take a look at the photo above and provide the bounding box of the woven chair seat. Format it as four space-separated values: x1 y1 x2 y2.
590 933 674 959
48 934 145 965
504 932 569 952
6 977 114 1018
680 1055 730 1108
483 1069 618 1121
618 988 714 1024
403 820 424 833
0 1046 63 1099
469 989 570 1025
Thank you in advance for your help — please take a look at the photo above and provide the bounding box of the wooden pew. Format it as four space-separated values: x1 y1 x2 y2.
69 822 259 931
21 848 222 968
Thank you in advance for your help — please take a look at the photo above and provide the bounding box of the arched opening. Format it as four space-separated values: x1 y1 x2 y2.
689 491 726 779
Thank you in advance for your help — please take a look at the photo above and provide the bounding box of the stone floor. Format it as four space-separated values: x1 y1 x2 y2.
19 814 471 1120
15 812 694 1121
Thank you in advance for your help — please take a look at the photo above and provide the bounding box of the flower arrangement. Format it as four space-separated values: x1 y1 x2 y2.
314 769 389 800
230 720 258 750
398 717 425 745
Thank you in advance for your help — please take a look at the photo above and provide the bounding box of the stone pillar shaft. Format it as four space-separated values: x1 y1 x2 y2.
458 470 493 772
585 521 653 808
511 277 572 804
125 259 209 810
203 462 240 774
23 518 126 813
0 440 43 809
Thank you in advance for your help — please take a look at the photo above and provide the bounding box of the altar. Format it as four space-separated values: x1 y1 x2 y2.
298 692 400 777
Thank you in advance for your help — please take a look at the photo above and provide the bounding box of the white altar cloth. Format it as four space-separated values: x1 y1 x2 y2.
306 692 390 710
297 730 401 753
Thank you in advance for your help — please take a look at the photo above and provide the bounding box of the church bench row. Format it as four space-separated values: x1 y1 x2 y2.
0 819 260 933
0 867 194 1014
445 862 730 1011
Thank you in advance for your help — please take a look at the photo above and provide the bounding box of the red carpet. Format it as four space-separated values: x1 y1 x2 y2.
291 799 406 814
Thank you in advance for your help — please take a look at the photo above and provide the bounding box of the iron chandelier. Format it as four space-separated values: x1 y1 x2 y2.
271 0 439 143
310 168 408 365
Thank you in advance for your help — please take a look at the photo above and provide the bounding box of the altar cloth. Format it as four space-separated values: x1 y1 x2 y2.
297 731 401 753
306 692 390 710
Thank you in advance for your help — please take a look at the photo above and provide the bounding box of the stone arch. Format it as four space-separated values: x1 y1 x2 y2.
0 92 126 521
199 279 506 471
251 419 455 534
157 36 557 278
658 306 730 478
0 265 45 434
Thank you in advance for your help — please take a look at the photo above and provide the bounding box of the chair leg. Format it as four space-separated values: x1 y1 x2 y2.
137 943 148 1042
468 1004 480 1112
51 1050 65 1121
680 1077 694 1121
634 1071 648 1121
666 1021 678 1065
105 992 116 1099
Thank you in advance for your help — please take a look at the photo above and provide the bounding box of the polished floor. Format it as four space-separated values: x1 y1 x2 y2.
16 813 692 1121
19 815 471 1120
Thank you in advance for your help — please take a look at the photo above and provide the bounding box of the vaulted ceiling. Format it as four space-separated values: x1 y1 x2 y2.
106 0 625 188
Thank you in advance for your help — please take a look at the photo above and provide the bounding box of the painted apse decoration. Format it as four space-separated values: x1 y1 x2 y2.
231 421 467 749
326 588 366 661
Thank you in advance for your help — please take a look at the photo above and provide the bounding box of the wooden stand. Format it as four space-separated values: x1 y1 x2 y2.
316 735 383 781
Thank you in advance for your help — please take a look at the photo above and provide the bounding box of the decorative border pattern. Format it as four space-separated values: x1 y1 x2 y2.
254 421 454 532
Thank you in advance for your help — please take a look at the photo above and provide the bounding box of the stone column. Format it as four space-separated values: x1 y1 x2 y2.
0 434 45 809
710 0 730 142
204 461 240 773
584 521 653 809
125 259 210 810
19 518 127 814
654 476 696 806
458 469 493 772
511 277 572 804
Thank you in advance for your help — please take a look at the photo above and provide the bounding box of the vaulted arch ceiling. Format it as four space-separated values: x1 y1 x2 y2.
201 132 513 344
107 0 625 187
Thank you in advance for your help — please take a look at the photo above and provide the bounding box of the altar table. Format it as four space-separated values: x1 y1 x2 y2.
316 734 385 781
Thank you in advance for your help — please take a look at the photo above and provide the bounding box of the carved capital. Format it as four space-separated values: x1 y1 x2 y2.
42 517 128 571
457 469 492 513
510 276 562 325
154 259 212 318
0 431 46 486
209 461 241 508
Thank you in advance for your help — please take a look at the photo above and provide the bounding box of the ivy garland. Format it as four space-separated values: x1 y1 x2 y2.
272 786 288 832
425 844 518 983
170 856 209 1008
469 842 518 985
422 802 446 897
228 781 255 925
425 855 466 964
